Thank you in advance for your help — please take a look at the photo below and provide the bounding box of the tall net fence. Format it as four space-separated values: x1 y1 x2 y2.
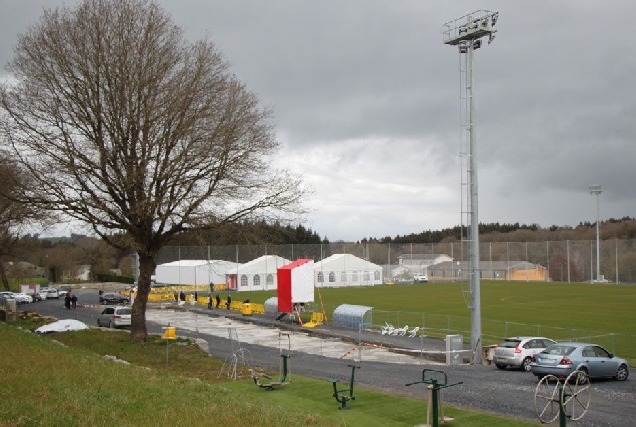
157 239 636 284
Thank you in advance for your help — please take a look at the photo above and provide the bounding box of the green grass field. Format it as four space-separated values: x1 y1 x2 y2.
0 322 536 426
231 280 636 363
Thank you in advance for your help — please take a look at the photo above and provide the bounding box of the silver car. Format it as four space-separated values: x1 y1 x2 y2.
97 306 132 329
530 342 629 382
493 336 557 371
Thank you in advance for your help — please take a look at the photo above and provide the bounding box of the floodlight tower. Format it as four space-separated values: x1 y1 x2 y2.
589 185 603 282
443 10 498 364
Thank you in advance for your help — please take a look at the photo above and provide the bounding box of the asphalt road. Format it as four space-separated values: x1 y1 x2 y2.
22 289 636 426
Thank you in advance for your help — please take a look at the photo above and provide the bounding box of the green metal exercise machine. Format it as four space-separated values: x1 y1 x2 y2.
406 369 463 427
250 353 291 391
329 364 360 409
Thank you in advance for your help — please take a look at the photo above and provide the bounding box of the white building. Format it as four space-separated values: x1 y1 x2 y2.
226 255 291 291
314 254 383 287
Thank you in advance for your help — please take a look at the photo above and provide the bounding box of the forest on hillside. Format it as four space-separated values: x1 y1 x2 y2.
4 217 636 286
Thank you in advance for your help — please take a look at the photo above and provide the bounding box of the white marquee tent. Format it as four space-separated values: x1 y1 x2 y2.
226 255 291 291
155 260 241 287
314 254 383 287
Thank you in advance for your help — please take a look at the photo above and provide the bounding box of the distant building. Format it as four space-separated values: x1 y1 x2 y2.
63 264 91 281
431 261 548 281
393 254 453 278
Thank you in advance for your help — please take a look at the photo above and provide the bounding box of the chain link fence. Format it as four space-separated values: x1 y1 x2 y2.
158 239 636 284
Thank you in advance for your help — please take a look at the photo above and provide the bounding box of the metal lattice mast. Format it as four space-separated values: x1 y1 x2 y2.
443 10 498 364
589 185 603 282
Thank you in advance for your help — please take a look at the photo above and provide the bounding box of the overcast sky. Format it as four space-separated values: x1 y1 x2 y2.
2 1 635 242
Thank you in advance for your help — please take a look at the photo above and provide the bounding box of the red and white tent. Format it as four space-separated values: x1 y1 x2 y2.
277 259 314 313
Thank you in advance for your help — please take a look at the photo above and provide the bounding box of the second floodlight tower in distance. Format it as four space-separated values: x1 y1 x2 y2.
442 10 498 365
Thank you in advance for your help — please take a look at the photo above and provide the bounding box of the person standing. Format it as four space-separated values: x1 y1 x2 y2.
207 295 212 309
64 294 71 309
226 295 232 310
71 294 78 309
215 294 220 308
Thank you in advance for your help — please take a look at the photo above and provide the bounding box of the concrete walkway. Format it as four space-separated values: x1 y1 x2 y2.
145 303 461 365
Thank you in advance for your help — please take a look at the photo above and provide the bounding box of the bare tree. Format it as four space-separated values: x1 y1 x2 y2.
0 155 49 290
0 0 309 342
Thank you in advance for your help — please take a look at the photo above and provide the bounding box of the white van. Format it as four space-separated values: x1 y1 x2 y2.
413 274 428 283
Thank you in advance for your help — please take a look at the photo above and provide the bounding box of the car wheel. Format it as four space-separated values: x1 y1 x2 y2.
97 319 101 327
574 368 588 385
521 357 533 371
615 364 629 381
495 364 506 370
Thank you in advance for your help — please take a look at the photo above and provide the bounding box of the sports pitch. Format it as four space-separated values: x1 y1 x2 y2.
235 280 636 362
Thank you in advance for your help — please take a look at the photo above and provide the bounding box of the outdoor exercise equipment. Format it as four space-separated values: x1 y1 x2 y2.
406 369 463 427
534 370 591 425
250 332 292 391
250 353 292 390
329 364 360 409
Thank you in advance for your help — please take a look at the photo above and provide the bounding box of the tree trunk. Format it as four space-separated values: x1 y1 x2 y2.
130 253 157 343
0 257 10 291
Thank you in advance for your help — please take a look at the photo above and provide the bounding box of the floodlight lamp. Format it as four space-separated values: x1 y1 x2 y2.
481 19 489 28
473 39 482 49
488 32 496 45
459 41 469 53
492 12 499 26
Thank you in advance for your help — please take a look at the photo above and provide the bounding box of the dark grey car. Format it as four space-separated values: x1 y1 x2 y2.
99 292 129 305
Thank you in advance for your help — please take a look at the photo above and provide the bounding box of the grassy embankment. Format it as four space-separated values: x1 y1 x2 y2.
0 316 535 426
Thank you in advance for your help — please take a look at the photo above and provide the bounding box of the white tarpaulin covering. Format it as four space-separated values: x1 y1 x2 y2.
155 260 240 286
35 319 89 333
314 253 383 287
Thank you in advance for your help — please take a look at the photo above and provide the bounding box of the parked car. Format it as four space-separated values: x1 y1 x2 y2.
0 291 15 301
41 287 59 299
12 293 33 304
413 274 428 283
493 336 557 371
57 285 72 297
530 342 629 382
97 306 132 328
30 292 43 302
99 293 129 305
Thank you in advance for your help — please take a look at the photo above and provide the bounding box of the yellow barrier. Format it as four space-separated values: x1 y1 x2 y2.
162 326 176 340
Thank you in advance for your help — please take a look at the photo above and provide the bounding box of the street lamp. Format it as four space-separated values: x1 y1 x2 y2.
443 10 498 365
589 185 603 282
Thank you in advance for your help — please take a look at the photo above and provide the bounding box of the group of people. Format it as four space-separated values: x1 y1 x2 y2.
206 294 223 309
64 293 78 309
168 285 234 310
